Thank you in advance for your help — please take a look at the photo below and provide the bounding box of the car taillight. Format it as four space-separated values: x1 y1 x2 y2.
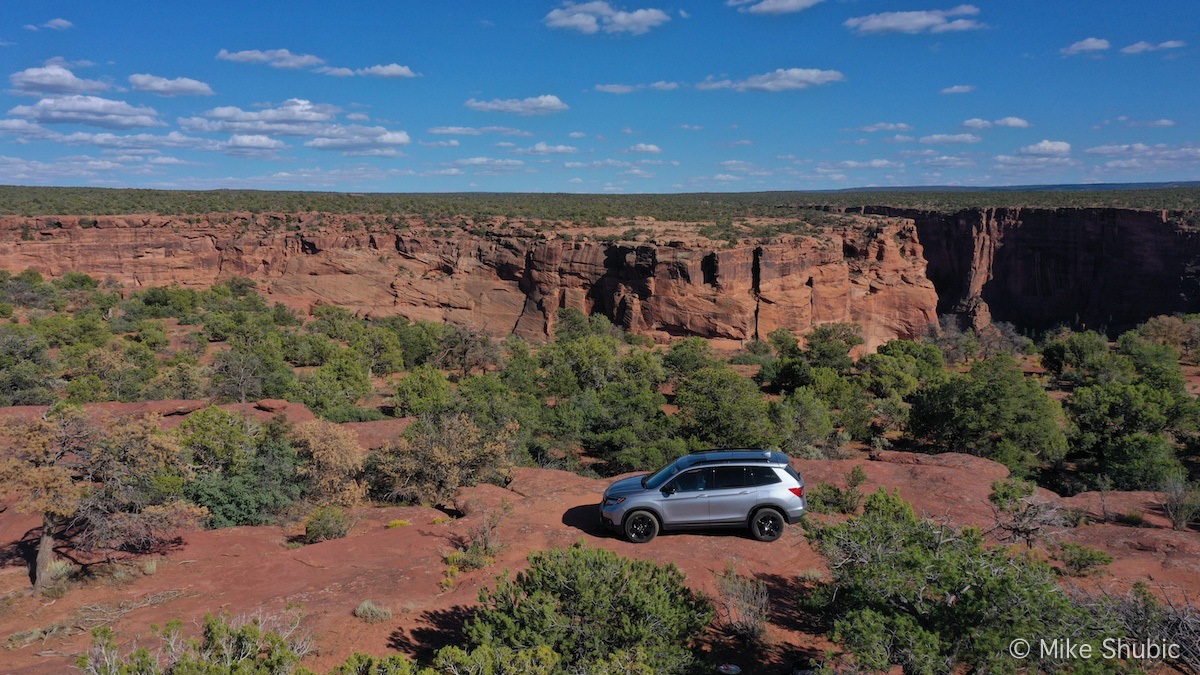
789 486 804 498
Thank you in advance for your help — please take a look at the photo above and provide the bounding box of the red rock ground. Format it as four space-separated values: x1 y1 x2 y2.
0 405 1197 674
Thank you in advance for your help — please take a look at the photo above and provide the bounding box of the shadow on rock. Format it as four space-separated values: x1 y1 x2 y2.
388 605 475 660
561 503 610 537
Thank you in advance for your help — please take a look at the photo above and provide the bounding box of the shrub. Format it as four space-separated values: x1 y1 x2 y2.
1161 475 1200 531
293 420 367 506
806 466 868 515
716 564 769 643
1059 542 1113 577
386 519 411 528
304 506 352 544
466 544 712 674
808 489 1123 674
353 600 393 624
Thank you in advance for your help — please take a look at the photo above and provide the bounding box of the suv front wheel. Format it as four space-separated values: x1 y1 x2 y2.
623 511 660 543
750 508 785 542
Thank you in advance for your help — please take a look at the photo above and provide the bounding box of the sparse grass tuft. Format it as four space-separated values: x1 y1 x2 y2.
352 600 393 624
386 519 411 529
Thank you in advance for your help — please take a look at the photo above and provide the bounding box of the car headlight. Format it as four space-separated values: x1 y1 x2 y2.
603 496 626 507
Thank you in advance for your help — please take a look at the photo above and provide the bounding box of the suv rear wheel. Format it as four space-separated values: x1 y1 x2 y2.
624 511 659 543
750 508 785 542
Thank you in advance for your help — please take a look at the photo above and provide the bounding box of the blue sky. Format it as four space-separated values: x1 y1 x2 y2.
0 1 1196 193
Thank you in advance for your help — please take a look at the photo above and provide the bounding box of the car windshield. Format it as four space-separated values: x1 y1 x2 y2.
642 460 679 490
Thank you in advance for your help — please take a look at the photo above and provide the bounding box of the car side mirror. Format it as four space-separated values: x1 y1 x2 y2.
662 485 676 495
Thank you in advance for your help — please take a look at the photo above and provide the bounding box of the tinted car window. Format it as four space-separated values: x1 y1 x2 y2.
713 466 748 489
670 468 710 493
750 466 782 486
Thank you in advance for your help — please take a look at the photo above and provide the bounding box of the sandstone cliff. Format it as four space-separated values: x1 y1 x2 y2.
845 206 1200 332
0 213 938 348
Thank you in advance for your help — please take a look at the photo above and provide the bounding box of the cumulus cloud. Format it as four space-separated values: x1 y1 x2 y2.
565 158 632 168
427 126 532 136
726 0 824 15
517 141 578 154
1019 140 1071 156
10 64 108 95
303 125 411 155
129 74 214 96
217 48 325 69
845 5 983 35
1061 38 1110 56
316 63 418 78
625 143 661 153
940 84 974 94
568 131 587 138
57 130 209 150
919 133 981 144
1127 118 1177 128
1121 40 1185 55
835 159 903 169
9 95 162 129
995 116 1030 128
1083 142 1200 171
464 95 568 115
857 122 912 133
25 18 73 31
993 155 1077 172
221 134 286 156
179 99 339 136
916 154 975 168
963 116 1029 129
544 2 671 35
697 67 844 92
594 80 679 94
420 139 460 148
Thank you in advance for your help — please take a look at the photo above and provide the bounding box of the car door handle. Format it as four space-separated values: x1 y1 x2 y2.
739 490 754 495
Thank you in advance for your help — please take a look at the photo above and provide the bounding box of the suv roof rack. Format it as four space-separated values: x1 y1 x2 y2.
678 449 789 469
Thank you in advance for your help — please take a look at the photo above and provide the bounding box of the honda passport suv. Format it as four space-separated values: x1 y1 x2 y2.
600 450 806 543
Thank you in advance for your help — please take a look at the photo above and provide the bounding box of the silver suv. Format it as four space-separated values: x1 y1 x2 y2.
599 450 806 543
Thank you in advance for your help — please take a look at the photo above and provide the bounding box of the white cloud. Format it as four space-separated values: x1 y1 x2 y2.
179 99 339 136
595 80 680 94
1121 40 1185 55
9 95 162 129
565 158 632 168
1127 118 1177 128
518 142 578 154
428 126 532 136
216 48 325 69
845 5 983 35
624 168 655 178
303 125 411 154
727 0 824 15
1061 38 1110 56
916 154 975 168
963 116 1030 129
423 168 464 176
317 63 418 78
568 131 587 138
129 74 214 96
10 64 108 95
886 134 915 143
857 122 912 133
544 2 671 35
346 113 369 122
940 84 974 94
58 130 209 150
680 124 703 130
1019 140 1071 156
835 159 902 169
26 18 74 31
625 143 661 153
1083 142 1200 171
993 155 1077 172
221 134 286 156
464 95 568 115
995 116 1030 128
711 173 742 181
697 67 843 92
420 139 460 147
919 133 981 144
